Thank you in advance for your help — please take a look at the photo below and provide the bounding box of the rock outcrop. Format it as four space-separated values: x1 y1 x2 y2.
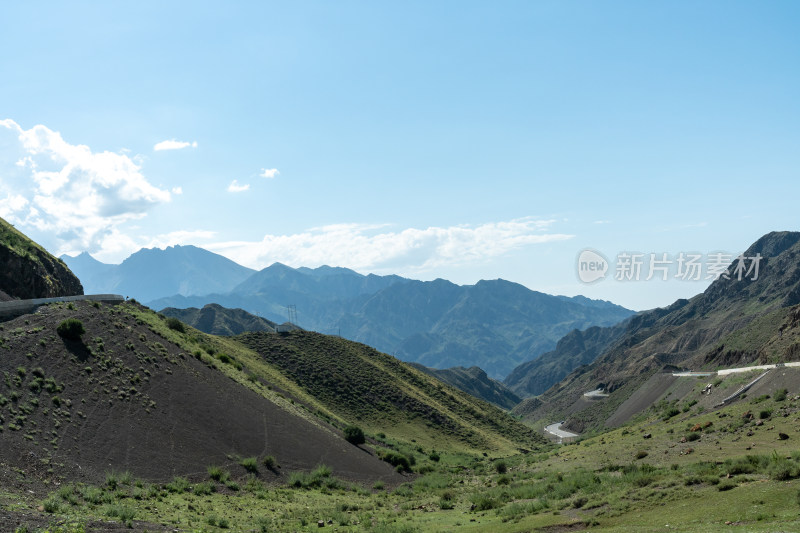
0 217 83 300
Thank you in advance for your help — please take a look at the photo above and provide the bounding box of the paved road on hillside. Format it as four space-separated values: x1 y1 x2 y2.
674 362 800 377
544 422 579 442
0 294 124 318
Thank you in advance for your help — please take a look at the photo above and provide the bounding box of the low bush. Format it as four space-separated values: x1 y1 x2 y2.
240 457 259 474
343 425 365 445
105 503 136 522
262 455 278 471
208 465 230 482
57 318 85 340
381 450 412 472
42 496 62 514
288 464 339 489
662 407 681 420
165 317 185 333
193 481 216 495
471 494 500 511
166 476 191 493
769 460 800 481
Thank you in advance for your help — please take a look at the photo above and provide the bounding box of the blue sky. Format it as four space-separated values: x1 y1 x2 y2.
1 1 798 310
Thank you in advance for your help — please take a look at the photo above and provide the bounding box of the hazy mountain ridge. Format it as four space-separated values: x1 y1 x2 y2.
66 247 634 379
62 245 255 302
151 272 633 379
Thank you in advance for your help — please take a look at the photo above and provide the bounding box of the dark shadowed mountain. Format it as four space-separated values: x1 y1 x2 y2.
504 321 634 397
409 363 522 409
0 217 83 301
65 247 634 379
161 303 279 336
62 245 255 302
514 231 800 431
342 278 635 378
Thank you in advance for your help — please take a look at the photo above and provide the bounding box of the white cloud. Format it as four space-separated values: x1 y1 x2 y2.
171 186 183 195
153 139 197 151
207 218 573 272
227 180 250 193
0 118 171 256
260 168 279 179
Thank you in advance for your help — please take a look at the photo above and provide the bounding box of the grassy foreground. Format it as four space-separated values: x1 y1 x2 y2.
16 387 800 533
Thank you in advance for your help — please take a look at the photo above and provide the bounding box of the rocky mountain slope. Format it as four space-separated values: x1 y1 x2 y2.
515 231 800 431
505 321 633 397
0 217 83 301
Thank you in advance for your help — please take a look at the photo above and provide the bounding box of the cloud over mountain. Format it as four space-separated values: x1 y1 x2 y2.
208 218 573 272
0 119 171 256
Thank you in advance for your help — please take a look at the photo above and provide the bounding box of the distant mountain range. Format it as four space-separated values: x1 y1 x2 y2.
63 245 635 379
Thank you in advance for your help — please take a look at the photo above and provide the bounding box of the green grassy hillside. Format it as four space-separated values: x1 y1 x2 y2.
237 331 544 454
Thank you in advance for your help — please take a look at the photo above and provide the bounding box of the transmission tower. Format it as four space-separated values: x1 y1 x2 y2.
286 304 297 326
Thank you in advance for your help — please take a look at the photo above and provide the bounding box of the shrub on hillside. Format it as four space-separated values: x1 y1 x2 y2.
662 407 680 420
262 455 278 471
165 317 186 333
207 465 229 482
343 425 365 445
380 450 412 472
240 457 258 474
57 318 85 340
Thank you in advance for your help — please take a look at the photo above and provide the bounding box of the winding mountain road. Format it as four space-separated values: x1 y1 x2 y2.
544 422 579 443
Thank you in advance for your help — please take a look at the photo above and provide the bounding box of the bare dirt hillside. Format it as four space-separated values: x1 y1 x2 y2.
0 301 400 491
